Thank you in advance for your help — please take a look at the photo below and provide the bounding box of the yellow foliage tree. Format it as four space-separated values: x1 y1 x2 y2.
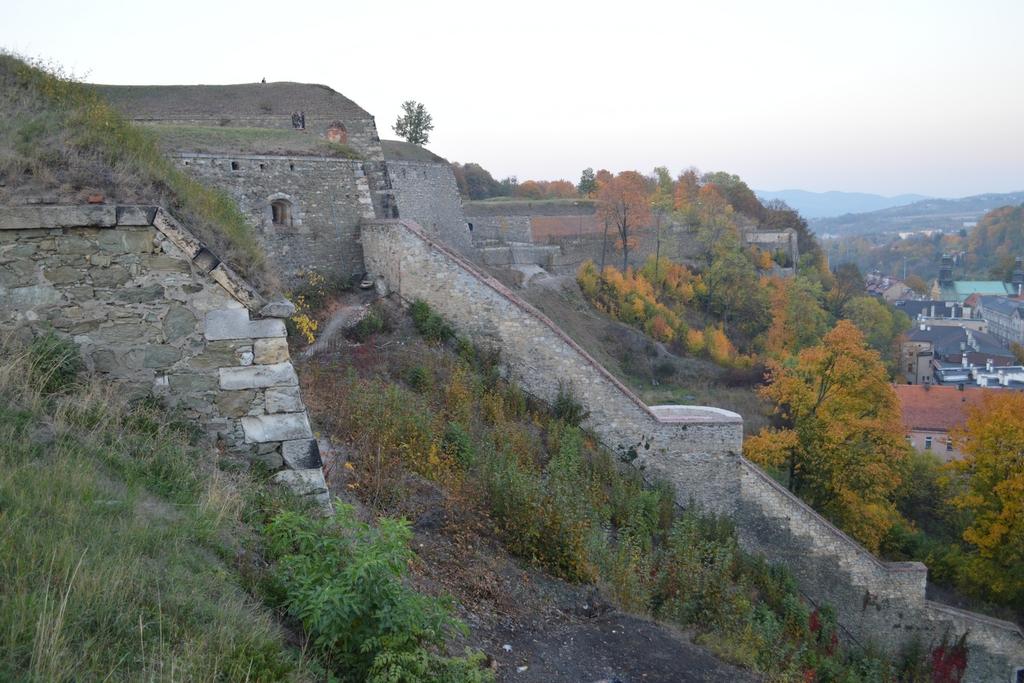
948 393 1024 605
744 320 909 551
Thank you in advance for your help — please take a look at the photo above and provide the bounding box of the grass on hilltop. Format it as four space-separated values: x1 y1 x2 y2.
145 123 362 159
0 53 273 290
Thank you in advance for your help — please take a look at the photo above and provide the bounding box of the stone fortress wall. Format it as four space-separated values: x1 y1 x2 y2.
170 153 376 286
360 217 1024 682
0 205 329 505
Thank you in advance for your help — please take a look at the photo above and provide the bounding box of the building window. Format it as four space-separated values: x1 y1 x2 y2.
945 438 953 452
231 161 240 171
271 199 292 227
924 436 932 450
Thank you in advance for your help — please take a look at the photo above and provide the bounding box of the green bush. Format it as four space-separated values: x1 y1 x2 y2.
409 299 454 343
27 332 82 395
264 503 491 682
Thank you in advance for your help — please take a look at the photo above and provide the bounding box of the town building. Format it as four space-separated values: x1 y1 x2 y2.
893 384 986 460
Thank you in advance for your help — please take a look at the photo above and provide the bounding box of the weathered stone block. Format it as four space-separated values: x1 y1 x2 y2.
252 446 283 469
57 236 94 255
271 468 327 496
113 284 164 303
204 308 250 340
241 412 312 443
162 304 197 342
219 361 298 390
115 206 156 226
282 438 322 469
188 341 238 368
143 346 182 368
265 386 302 413
90 265 130 288
1 284 61 308
44 265 82 285
168 372 218 393
254 337 289 364
0 206 115 229
89 253 112 267
205 308 286 341
216 389 257 418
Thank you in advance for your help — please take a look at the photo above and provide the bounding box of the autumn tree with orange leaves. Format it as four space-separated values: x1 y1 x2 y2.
947 392 1024 607
597 171 651 270
744 320 910 551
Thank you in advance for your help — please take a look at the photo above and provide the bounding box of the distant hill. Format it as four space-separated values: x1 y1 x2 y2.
809 191 1024 237
755 189 929 218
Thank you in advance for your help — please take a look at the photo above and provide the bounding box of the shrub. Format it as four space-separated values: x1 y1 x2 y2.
552 382 590 427
409 299 454 343
349 308 384 342
265 504 491 682
26 332 82 395
404 364 433 393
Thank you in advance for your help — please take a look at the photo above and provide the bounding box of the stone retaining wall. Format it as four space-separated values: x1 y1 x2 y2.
360 218 1024 681
0 205 328 505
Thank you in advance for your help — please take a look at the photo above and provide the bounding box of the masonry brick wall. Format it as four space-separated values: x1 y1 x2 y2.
0 205 328 504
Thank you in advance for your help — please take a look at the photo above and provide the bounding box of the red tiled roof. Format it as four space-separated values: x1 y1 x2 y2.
893 384 987 433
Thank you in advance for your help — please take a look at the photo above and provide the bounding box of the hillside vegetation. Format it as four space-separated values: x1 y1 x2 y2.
296 297 956 681
0 54 272 288
0 334 495 682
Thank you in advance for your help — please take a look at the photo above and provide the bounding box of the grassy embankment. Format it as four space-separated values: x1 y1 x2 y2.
0 54 271 289
0 334 492 682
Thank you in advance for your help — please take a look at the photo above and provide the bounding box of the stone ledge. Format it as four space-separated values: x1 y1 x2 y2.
0 205 116 229
205 308 286 341
241 412 312 443
219 361 297 390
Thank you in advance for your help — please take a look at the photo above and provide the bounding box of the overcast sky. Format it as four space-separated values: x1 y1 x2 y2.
4 0 1023 197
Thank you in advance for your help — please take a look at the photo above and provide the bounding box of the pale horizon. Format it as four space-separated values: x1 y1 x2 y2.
4 0 1023 198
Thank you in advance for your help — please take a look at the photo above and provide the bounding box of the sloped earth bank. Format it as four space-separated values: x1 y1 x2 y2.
315 444 756 683
297 302 757 682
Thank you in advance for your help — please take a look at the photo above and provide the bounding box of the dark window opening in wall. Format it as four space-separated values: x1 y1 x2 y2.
468 222 474 232
259 163 266 171
271 199 292 227
184 160 190 166
924 436 932 450
231 161 240 171
946 439 953 452
289 163 295 171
